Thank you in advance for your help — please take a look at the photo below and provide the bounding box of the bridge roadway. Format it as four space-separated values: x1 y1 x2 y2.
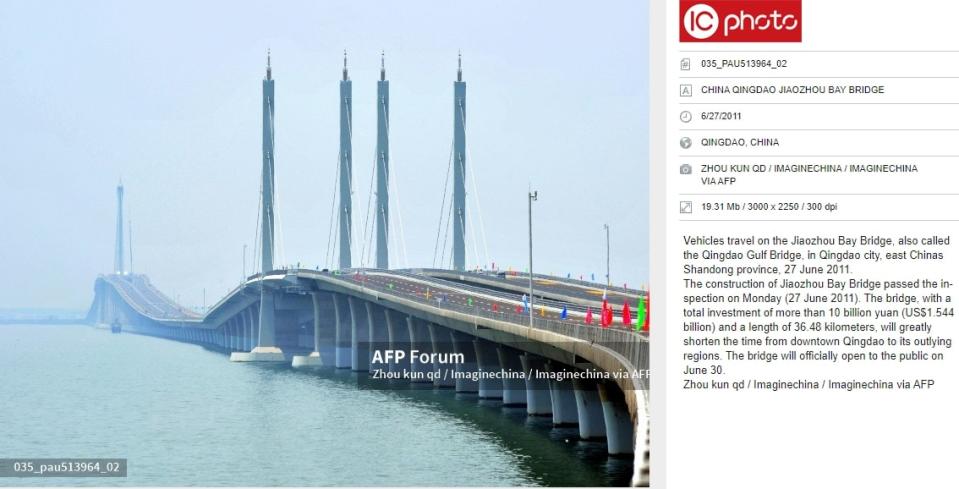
90 268 650 486
415 268 645 309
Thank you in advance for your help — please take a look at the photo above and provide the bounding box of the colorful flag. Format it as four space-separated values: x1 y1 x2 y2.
644 292 650 331
622 301 632 326
540 305 546 317
515 304 523 313
635 295 646 332
561 305 568 319
600 298 610 328
467 297 473 307
492 303 499 312
585 307 593 325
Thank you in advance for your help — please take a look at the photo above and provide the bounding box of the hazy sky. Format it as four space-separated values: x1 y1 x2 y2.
0 0 648 310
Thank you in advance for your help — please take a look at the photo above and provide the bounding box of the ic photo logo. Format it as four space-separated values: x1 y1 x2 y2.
679 0 802 43
683 3 719 40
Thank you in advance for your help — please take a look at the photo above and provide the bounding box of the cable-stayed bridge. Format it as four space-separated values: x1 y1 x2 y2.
87 52 649 487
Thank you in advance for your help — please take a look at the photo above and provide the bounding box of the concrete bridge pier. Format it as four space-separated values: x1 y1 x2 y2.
597 382 635 456
365 303 390 374
427 323 456 388
224 321 232 350
236 319 244 350
406 316 434 383
496 346 527 406
231 287 285 362
226 318 239 352
292 292 333 368
243 308 253 351
236 314 247 350
332 294 352 368
384 309 412 376
573 377 607 440
348 296 370 372
251 304 260 351
450 331 479 393
520 353 552 416
473 339 503 399
546 362 579 426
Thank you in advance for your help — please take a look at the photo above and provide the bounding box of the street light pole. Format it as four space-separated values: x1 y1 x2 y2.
528 189 538 327
242 244 247 281
604 223 610 288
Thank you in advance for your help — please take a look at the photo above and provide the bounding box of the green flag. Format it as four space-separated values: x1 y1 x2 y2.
635 296 646 332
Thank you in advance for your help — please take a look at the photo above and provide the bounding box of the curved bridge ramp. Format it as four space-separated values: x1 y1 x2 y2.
89 268 650 487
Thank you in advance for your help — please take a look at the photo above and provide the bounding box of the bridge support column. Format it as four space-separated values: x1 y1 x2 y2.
292 293 329 368
450 331 478 393
406 316 434 383
546 362 579 426
251 304 260 350
496 346 527 406
384 309 411 376
520 353 552 416
597 382 634 456
231 288 285 362
472 339 503 399
428 324 456 388
242 308 251 351
236 319 243 350
332 294 352 368
365 303 390 374
348 297 369 372
573 378 607 440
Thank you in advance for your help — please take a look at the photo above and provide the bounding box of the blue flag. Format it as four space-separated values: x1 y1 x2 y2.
561 306 568 319
522 294 529 312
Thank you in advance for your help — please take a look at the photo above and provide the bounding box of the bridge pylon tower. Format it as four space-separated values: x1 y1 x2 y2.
375 51 390 269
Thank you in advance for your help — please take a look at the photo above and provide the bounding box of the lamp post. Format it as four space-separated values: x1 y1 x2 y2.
528 189 538 327
242 244 247 281
604 224 610 288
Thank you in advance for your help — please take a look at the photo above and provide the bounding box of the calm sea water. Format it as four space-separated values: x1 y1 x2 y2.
0 324 631 486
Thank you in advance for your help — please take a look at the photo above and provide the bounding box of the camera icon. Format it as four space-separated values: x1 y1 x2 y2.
680 164 692 175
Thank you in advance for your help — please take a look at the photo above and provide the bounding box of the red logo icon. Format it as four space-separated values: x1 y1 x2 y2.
680 1 802 42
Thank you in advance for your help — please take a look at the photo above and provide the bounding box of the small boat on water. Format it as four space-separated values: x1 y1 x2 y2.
110 320 122 334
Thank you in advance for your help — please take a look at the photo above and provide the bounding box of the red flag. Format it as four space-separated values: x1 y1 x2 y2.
492 303 499 312
600 298 610 327
515 304 523 313
643 293 650 331
622 301 632 326
585 307 593 325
